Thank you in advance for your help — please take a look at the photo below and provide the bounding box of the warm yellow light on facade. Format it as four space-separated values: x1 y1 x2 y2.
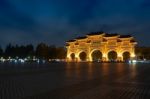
103 53 107 57
75 55 79 59
89 56 92 62
66 33 137 62
131 53 136 57
67 55 70 59
118 53 122 57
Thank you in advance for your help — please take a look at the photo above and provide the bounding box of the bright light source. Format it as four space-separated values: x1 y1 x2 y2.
103 54 107 57
37 60 40 63
131 53 135 57
24 58 27 61
14 60 17 63
118 53 122 57
129 59 137 64
132 60 137 63
19 59 25 63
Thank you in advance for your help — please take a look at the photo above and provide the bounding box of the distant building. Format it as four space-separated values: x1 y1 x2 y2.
66 32 137 62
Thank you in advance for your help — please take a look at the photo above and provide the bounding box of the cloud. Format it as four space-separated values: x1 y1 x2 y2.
0 0 150 47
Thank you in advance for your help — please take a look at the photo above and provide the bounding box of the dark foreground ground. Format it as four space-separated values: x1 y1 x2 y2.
0 62 150 99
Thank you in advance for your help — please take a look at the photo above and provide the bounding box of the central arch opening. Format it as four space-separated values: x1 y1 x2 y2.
123 52 130 61
79 52 87 61
108 51 117 61
91 50 102 62
70 53 75 61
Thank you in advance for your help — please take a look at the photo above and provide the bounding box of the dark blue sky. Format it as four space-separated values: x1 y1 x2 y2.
0 0 150 47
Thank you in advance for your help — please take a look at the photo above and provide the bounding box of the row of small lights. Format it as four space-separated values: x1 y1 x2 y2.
128 59 149 64
0 56 148 64
0 56 40 63
0 56 65 63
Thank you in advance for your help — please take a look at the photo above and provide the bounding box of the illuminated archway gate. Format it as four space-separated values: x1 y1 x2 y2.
66 32 137 62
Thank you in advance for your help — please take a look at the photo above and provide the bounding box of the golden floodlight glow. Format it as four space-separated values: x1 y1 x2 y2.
66 32 137 62
118 53 122 57
131 53 136 57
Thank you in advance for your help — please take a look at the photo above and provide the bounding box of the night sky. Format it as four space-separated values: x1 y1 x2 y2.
0 0 150 47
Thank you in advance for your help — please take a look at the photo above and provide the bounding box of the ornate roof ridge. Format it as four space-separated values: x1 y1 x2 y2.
75 36 87 40
104 33 119 37
87 31 104 36
66 39 76 42
119 35 132 38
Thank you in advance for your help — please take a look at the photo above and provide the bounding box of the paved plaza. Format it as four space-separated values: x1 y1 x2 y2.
0 63 150 99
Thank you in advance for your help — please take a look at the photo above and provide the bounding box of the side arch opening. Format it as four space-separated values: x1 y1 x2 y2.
123 52 130 61
91 50 102 62
70 53 75 61
108 51 117 62
79 52 87 61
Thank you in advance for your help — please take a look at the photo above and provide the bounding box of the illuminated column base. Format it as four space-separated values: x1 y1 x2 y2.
117 57 123 62
130 57 136 60
102 53 108 62
102 57 108 62
75 57 80 62
75 54 80 62
130 53 136 61
66 57 70 62
87 57 92 62
66 57 79 62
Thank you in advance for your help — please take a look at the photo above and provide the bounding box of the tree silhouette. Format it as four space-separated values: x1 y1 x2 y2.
0 46 3 57
36 43 49 59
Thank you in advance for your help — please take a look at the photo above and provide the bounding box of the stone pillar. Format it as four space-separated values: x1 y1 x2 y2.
86 56 91 62
87 48 92 62
102 53 108 62
66 53 71 62
102 57 107 62
130 47 136 60
75 54 80 62
117 56 123 62
131 52 136 60
87 52 92 62
117 51 123 62
66 57 69 62
66 47 70 61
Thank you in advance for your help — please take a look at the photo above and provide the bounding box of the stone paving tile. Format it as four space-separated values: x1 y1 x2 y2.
0 79 25 99
0 63 150 99
22 80 150 99
71 84 150 99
